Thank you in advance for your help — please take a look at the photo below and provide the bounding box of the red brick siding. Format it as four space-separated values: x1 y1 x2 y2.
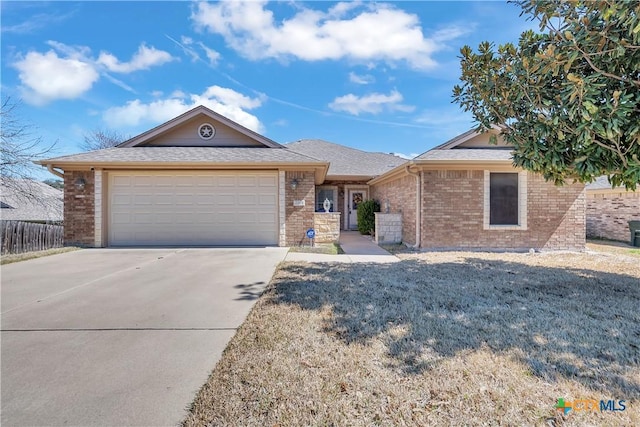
285 171 315 246
421 170 585 250
64 171 95 247
370 174 417 246
586 191 640 242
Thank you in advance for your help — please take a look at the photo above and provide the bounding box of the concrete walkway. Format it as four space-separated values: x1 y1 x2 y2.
285 231 399 263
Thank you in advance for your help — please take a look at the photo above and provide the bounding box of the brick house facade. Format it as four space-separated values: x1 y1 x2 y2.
369 129 587 251
586 188 640 242
42 109 589 251
63 170 95 247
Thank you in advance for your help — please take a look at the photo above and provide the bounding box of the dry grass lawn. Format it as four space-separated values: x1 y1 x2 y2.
185 251 639 426
0 247 80 265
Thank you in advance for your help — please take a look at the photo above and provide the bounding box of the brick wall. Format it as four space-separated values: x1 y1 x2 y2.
370 174 417 246
586 191 640 242
64 170 95 247
422 170 585 250
285 171 315 246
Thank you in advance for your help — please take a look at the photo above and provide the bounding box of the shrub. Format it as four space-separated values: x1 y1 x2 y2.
357 199 380 235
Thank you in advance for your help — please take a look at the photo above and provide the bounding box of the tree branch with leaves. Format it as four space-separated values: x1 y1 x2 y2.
453 0 640 190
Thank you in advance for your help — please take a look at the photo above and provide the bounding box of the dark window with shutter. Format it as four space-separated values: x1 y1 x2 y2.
490 173 519 225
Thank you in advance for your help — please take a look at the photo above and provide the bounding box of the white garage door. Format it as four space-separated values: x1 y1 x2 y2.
108 171 278 246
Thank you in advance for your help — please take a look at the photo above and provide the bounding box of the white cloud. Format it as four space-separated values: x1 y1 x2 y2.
191 1 468 70
97 44 175 73
14 50 99 105
102 73 136 93
199 42 220 65
349 71 375 85
166 34 221 66
12 41 175 104
328 90 414 115
2 11 75 34
103 86 264 132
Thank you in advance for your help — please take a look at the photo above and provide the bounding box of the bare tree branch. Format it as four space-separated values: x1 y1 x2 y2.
1 97 57 201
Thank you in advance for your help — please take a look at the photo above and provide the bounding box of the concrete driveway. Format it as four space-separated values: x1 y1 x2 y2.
1 247 288 426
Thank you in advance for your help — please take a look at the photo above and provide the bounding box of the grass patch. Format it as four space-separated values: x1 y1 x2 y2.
379 243 416 255
587 239 640 259
185 251 639 426
1 247 81 265
289 243 345 255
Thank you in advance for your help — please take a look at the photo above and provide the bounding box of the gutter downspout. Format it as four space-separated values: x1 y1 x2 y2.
405 164 421 248
46 164 64 179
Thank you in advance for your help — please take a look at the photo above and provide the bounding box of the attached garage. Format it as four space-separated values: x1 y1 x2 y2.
38 105 328 247
108 171 278 246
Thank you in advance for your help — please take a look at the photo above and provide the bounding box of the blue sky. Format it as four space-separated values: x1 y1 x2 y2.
2 0 533 175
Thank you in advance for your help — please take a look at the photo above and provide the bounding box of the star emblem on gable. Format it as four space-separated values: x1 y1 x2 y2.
198 124 215 139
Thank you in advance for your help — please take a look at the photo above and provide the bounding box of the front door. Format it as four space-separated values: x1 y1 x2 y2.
347 189 365 230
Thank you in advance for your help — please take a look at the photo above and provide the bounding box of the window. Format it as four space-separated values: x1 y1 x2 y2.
484 171 527 230
315 186 337 212
490 173 518 225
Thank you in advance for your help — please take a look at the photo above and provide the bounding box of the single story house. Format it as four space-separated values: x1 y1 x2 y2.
39 106 586 250
586 176 639 242
369 128 586 251
0 178 63 223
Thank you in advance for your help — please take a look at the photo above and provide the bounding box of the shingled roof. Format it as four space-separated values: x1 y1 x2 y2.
414 148 514 162
0 179 63 222
39 146 325 165
286 139 405 178
586 176 630 191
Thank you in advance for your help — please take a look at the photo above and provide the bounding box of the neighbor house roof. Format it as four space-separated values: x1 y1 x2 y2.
286 139 405 179
586 176 634 192
587 176 616 190
0 179 63 222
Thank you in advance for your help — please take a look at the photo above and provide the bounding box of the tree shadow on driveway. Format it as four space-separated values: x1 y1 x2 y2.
271 256 640 398
234 282 266 301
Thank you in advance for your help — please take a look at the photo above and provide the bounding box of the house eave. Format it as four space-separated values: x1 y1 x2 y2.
324 174 375 182
39 161 329 184
367 162 412 185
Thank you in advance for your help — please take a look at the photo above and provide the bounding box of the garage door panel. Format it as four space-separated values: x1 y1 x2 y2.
218 176 235 187
259 175 277 186
109 171 278 246
133 176 154 187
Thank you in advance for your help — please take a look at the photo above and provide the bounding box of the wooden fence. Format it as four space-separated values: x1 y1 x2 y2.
1 220 64 255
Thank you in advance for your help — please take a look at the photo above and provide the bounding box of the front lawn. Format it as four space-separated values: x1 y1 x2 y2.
184 251 639 426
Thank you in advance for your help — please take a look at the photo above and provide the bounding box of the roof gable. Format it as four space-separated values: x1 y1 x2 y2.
118 105 282 148
428 126 511 151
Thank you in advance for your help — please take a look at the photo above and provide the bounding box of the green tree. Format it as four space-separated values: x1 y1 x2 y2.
453 0 640 190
